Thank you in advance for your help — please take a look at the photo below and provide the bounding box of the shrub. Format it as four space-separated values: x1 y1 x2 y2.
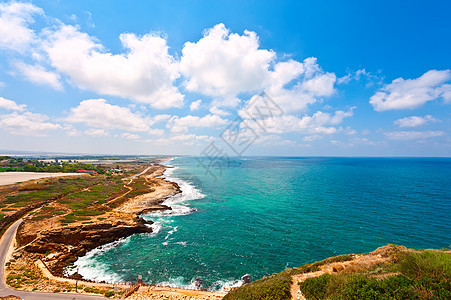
298 274 332 300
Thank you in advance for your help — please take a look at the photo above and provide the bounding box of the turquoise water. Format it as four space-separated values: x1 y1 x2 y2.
71 157 451 290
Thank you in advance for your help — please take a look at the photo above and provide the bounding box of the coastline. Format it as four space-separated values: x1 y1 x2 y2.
41 159 184 277
1 158 225 298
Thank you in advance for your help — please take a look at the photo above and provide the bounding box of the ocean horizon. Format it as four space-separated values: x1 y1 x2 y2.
70 156 451 291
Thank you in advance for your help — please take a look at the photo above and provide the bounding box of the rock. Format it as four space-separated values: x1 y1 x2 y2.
23 216 153 276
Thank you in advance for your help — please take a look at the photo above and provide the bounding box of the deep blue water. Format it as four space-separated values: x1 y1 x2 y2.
71 157 451 290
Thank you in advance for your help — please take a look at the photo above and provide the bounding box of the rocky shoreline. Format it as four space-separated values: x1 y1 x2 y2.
16 161 183 280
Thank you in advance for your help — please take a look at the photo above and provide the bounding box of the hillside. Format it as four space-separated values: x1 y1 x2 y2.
224 244 450 300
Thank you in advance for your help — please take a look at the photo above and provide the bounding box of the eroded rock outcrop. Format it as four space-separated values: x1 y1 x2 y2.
21 217 152 276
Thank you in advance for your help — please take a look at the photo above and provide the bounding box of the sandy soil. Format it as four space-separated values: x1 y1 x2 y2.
0 172 86 186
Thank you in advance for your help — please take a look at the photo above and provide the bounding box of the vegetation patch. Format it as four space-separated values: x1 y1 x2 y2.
224 270 293 300
298 250 451 300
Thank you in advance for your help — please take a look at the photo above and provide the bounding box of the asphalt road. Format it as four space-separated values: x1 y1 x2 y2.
0 220 106 300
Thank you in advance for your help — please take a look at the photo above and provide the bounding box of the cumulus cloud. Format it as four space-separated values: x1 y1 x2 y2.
189 99 202 111
13 61 62 90
0 111 60 136
262 108 355 135
370 70 451 111
168 114 228 133
394 115 436 128
209 106 229 116
385 130 445 140
180 24 336 112
264 58 336 113
0 97 26 111
0 1 43 52
65 99 152 132
44 25 183 108
180 23 275 97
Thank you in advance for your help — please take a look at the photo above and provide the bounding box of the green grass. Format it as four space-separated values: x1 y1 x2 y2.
298 250 451 300
224 270 293 300
59 215 90 223
3 177 101 209
224 254 355 300
58 179 126 210
225 249 451 300
399 250 450 280
71 210 104 216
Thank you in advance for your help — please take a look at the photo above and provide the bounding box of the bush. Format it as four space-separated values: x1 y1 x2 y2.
104 290 114 297
298 274 332 300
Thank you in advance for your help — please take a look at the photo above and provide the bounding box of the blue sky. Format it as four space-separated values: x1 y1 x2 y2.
0 0 450 156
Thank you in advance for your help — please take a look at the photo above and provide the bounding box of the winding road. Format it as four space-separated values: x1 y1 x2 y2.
0 220 106 299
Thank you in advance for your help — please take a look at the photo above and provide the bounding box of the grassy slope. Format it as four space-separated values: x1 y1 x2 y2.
224 247 450 300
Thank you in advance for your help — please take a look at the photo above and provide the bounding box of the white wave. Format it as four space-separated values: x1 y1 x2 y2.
146 204 196 217
165 226 178 240
149 222 162 234
155 276 199 290
155 276 243 292
64 238 131 282
143 160 205 220
211 279 244 292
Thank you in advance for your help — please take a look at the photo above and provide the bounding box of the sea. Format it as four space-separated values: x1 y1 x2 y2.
68 157 451 291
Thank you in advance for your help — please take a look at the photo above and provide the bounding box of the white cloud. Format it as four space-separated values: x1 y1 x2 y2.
370 70 451 111
180 23 275 97
394 115 436 128
65 127 81 136
0 97 26 111
337 68 381 85
44 25 183 108
189 99 202 111
0 111 60 136
66 99 152 132
209 106 229 116
13 61 62 90
264 57 336 113
440 84 451 103
84 128 108 136
141 133 214 146
168 114 228 133
263 108 355 135
0 1 43 52
385 130 445 140
180 24 337 112
303 135 323 142
121 132 140 140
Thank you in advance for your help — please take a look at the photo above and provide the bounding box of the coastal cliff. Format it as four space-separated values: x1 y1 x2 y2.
19 216 153 276
8 161 182 280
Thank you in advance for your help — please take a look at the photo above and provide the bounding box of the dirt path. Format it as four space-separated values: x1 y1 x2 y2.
0 220 106 299
291 253 388 300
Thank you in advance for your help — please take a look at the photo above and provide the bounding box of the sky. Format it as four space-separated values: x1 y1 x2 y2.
0 0 450 156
